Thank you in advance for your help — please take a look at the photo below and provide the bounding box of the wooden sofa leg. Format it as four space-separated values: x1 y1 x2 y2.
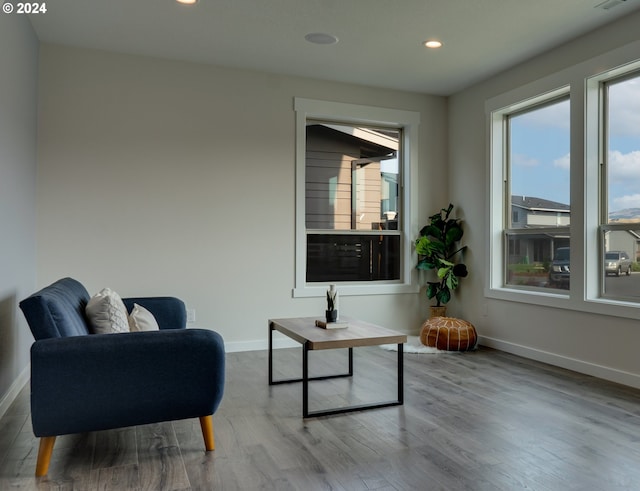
35 436 56 477
199 415 215 451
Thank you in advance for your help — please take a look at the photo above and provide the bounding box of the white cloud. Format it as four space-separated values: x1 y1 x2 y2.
553 153 570 170
512 153 539 167
612 194 640 210
608 78 640 138
608 150 640 182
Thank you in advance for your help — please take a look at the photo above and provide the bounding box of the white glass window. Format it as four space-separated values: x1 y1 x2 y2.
488 42 640 318
505 97 571 290
293 98 419 297
305 123 401 282
601 73 640 300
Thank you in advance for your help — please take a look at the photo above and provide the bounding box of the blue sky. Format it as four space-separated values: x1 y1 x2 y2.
510 76 640 213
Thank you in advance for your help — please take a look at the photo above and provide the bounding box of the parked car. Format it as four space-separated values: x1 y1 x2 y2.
604 250 632 276
549 247 570 288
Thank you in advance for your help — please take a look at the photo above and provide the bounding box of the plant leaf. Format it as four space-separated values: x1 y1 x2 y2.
426 282 439 299
423 224 442 240
446 274 459 290
445 223 463 245
452 263 468 278
436 287 451 305
415 236 431 255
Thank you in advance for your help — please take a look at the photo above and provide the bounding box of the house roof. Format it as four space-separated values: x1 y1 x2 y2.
511 196 570 213
308 124 397 161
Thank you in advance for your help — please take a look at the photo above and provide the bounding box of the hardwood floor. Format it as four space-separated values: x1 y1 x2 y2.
1 345 640 490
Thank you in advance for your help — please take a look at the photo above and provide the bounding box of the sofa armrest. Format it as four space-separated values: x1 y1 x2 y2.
122 297 186 330
30 328 225 437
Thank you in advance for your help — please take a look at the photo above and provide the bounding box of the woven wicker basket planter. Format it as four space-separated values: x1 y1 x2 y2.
419 316 477 351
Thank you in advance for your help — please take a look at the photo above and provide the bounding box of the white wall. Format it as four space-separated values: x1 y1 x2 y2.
0 15 38 415
449 11 640 388
36 44 449 350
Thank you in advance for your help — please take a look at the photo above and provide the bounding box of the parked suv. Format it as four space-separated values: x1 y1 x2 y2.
604 250 632 276
549 247 570 289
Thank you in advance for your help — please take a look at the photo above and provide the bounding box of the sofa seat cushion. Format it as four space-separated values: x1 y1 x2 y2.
86 288 130 334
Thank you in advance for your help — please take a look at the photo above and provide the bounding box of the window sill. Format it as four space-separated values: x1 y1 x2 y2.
486 286 640 320
293 283 419 298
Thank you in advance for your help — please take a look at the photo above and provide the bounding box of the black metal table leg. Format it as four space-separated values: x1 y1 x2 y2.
398 343 404 404
348 347 353 376
303 343 309 417
302 343 404 418
268 320 405 417
270 342 353 386
268 322 274 385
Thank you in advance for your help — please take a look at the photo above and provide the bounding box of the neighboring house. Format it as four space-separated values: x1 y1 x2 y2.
511 196 570 228
510 196 640 264
305 124 400 282
305 124 398 231
509 196 570 265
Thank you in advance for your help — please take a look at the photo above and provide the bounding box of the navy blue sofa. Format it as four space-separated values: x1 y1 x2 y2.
19 277 225 476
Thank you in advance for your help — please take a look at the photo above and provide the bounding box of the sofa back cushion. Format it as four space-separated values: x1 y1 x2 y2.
20 278 91 340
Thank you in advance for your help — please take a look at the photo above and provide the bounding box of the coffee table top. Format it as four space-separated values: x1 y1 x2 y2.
269 316 407 350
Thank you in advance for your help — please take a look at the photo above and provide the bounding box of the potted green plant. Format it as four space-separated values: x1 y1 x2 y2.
415 204 468 316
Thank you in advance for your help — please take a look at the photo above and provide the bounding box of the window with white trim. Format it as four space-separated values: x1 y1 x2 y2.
497 93 571 291
600 72 640 300
293 98 419 297
488 42 640 317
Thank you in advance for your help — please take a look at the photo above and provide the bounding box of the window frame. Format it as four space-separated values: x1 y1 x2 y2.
502 94 572 292
594 69 640 300
488 85 571 296
293 98 420 298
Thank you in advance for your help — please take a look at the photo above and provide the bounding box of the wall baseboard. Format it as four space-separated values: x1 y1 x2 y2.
0 364 30 421
479 336 640 390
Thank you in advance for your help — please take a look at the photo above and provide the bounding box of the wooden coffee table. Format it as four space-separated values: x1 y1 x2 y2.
268 316 407 418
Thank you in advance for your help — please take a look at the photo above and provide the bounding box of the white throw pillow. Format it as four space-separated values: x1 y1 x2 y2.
85 288 130 334
128 303 160 332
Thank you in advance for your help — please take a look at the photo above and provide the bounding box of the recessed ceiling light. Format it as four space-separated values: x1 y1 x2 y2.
424 40 443 49
176 0 198 4
305 32 339 45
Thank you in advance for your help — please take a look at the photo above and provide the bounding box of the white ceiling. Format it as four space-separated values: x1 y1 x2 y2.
27 0 640 96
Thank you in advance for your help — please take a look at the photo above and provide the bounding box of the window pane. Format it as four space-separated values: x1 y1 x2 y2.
602 229 640 299
306 234 401 282
606 75 640 223
505 232 569 289
305 124 400 231
506 98 570 290
509 99 571 227
601 74 640 301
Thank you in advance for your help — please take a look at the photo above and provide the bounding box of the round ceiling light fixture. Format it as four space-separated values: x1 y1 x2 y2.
424 40 443 49
305 32 339 45
176 0 198 4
